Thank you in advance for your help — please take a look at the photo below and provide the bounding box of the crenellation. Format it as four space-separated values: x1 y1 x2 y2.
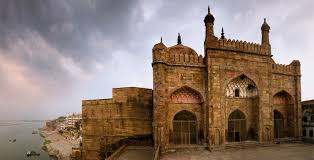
153 46 205 67
271 62 300 75
77 7 302 160
215 38 266 55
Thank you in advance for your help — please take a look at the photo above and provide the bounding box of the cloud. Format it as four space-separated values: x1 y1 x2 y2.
0 0 312 119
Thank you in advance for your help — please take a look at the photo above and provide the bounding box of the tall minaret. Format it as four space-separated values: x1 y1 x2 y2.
204 6 215 40
261 18 270 44
261 18 271 54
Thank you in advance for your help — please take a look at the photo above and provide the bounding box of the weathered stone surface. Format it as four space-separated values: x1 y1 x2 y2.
78 7 302 160
81 87 153 160
152 9 301 151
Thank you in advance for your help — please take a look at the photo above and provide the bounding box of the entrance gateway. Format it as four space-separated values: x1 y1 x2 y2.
228 110 247 142
173 110 197 145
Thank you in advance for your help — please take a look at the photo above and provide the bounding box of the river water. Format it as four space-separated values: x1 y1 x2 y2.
0 120 54 160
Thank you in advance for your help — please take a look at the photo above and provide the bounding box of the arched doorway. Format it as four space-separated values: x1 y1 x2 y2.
272 90 294 137
228 109 247 142
225 74 259 141
173 110 197 145
274 110 284 138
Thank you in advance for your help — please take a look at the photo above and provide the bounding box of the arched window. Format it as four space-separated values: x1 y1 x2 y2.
226 75 258 98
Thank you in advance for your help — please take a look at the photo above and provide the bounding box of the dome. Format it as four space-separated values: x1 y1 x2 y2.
261 18 270 31
168 44 198 56
204 7 215 24
153 42 167 51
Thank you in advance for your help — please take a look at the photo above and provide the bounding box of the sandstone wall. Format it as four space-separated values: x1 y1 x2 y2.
81 87 153 160
271 61 302 138
205 48 272 144
152 45 207 150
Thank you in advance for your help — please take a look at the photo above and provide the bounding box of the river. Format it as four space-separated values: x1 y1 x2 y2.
0 120 55 160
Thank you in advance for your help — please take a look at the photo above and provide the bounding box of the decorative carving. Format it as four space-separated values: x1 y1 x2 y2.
171 87 202 103
226 75 258 98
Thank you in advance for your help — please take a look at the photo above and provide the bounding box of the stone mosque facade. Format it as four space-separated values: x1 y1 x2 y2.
75 7 302 160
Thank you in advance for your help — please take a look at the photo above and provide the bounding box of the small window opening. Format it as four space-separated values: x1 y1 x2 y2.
235 89 240 97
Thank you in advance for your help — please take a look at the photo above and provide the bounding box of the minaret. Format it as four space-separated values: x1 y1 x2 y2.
221 27 225 39
261 18 270 44
261 18 271 54
177 33 182 44
204 6 215 39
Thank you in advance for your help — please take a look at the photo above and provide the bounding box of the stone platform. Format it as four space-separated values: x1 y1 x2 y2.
160 143 314 160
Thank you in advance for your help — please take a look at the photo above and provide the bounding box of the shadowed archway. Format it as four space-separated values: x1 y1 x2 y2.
228 109 247 142
172 110 197 145
274 110 284 138
273 90 294 138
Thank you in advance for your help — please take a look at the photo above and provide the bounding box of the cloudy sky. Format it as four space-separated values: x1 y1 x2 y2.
0 0 313 120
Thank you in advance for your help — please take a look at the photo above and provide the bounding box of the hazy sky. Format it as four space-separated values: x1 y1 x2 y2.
0 0 313 120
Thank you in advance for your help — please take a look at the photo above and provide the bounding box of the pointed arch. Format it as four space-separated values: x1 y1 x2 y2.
273 90 293 105
228 109 246 120
170 86 203 103
225 74 258 98
228 109 247 142
172 110 197 144
272 90 295 138
173 110 197 121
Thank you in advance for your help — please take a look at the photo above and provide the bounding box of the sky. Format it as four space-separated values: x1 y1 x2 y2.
0 0 313 120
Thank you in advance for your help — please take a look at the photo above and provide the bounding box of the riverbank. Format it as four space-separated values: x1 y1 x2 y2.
0 121 52 160
41 128 80 160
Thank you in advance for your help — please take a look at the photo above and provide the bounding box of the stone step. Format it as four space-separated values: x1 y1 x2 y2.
224 142 276 150
164 145 207 153
275 138 303 144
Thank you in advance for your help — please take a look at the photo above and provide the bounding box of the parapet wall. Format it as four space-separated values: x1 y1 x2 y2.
153 49 205 66
81 87 153 160
82 98 114 106
213 38 270 55
271 61 301 75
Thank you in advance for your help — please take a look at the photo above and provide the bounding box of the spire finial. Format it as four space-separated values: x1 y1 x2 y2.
208 6 210 13
160 36 163 43
221 27 225 39
261 17 270 31
177 33 182 44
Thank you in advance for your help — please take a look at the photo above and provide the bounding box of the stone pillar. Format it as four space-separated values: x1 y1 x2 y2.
295 75 302 139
